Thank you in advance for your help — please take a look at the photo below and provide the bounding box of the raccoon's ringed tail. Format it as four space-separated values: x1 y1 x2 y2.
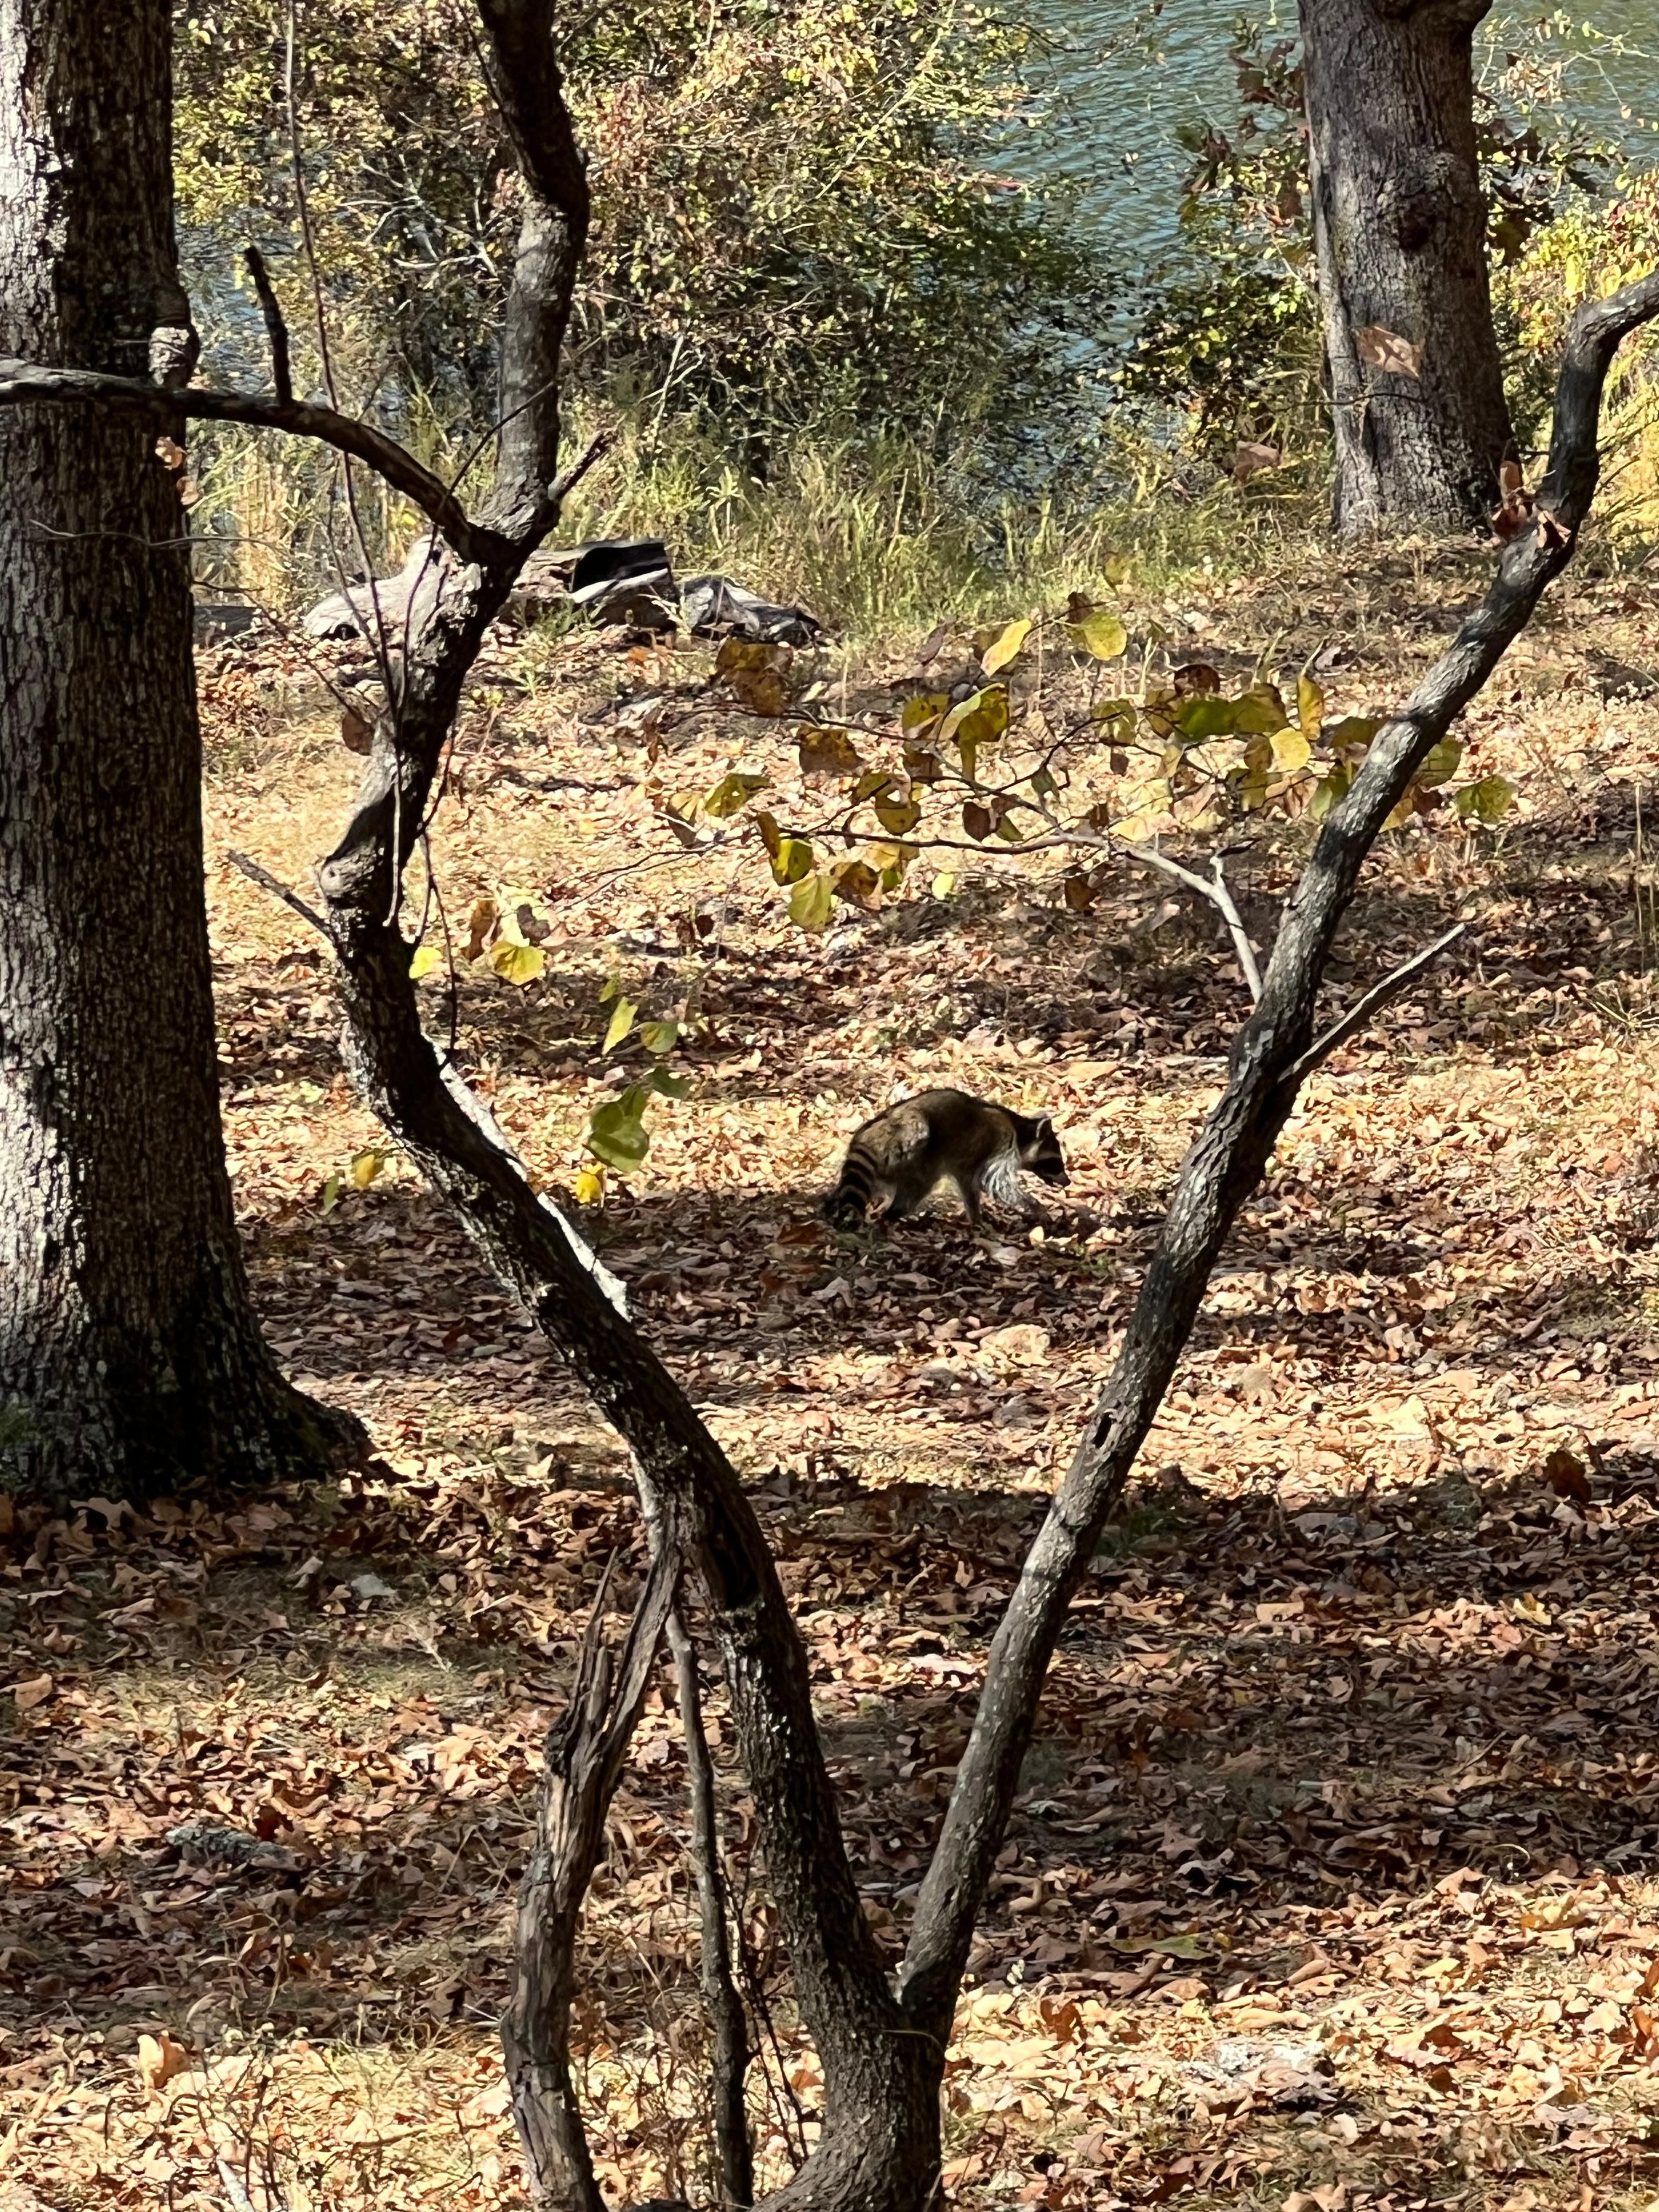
825 1153 876 1225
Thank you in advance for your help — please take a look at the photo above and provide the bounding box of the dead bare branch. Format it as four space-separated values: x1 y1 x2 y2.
242 247 292 408
1284 922 1469 1088
1111 838 1263 1000
669 1607 753 2206
224 847 328 938
503 1549 675 2212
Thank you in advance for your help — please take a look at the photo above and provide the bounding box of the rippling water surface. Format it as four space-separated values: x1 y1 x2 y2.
1019 3 1659 254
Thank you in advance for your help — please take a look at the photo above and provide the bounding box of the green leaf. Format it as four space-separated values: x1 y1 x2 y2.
646 1066 691 1099
931 870 957 898
603 997 637 1053
350 1148 385 1190
901 692 949 732
573 1165 606 1206
1307 763 1351 820
1090 697 1137 745
1069 608 1128 662
320 1171 342 1215
940 686 1009 748
1456 774 1514 824
1297 669 1325 744
489 939 545 987
409 941 442 980
1111 1931 1207 1960
1271 727 1312 773
770 835 815 885
980 617 1032 675
640 1019 679 1054
873 793 921 836
1417 737 1463 789
853 768 895 804
704 769 768 819
1174 696 1238 743
788 872 835 932
586 1094 650 1172
1232 684 1290 735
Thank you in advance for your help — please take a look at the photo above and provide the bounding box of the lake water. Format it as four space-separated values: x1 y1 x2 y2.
1022 2 1659 258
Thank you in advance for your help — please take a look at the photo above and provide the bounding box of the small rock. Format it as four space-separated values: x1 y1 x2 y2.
166 1823 298 1873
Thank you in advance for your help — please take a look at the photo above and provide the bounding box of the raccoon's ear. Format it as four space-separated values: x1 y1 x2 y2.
1035 1116 1054 1137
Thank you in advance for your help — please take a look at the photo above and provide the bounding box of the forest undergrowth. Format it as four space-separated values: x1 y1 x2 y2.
11 535 1659 2211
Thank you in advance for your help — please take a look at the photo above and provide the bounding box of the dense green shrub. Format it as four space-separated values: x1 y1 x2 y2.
174 0 1107 466
1112 13 1624 472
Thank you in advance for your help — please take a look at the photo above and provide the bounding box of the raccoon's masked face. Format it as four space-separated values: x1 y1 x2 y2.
1022 1116 1069 1187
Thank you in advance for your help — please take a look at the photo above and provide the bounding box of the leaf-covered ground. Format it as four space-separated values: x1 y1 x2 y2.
10 543 1659 2211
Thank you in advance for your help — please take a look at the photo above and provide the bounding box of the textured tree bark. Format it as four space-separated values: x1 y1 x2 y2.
503 1553 675 2212
669 1607 754 2207
0 0 358 1502
1299 0 1515 534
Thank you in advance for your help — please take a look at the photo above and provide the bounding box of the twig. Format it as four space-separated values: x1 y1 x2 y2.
0 357 507 565
1283 923 1468 1088
503 1545 675 2212
216 2158 258 2212
225 847 329 938
1203 855 1261 1002
242 246 292 406
668 1607 753 2206
531 427 613 533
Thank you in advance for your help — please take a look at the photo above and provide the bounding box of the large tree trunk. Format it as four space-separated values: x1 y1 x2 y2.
0 0 356 1502
1300 0 1514 535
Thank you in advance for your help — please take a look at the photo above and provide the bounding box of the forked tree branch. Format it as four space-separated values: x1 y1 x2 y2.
0 357 505 563
503 1549 675 2211
1115 839 1263 1000
1284 921 1468 1088
895 266 1659 2040
243 246 293 407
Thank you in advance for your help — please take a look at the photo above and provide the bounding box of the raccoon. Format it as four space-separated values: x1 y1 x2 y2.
823 1088 1068 1230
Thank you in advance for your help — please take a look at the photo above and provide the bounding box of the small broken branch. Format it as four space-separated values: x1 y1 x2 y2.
669 1608 753 2206
225 846 328 938
1284 922 1468 1088
503 1548 675 2212
243 246 292 407
224 845 628 1314
1110 837 1263 1000
0 357 505 565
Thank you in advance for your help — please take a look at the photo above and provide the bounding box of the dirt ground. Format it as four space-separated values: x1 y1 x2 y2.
10 539 1659 2211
